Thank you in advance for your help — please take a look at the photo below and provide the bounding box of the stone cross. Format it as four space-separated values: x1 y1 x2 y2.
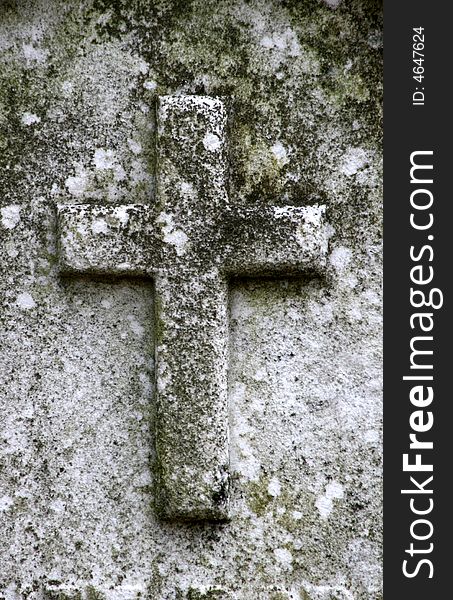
57 96 330 521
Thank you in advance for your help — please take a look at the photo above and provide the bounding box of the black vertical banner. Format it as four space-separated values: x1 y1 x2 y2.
384 2 451 598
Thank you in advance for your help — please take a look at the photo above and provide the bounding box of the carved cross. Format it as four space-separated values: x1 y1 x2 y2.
57 96 330 521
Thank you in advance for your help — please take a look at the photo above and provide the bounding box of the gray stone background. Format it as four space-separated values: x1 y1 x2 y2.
0 0 382 598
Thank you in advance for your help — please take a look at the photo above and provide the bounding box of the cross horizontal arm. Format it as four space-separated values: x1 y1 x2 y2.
57 203 160 276
220 204 330 276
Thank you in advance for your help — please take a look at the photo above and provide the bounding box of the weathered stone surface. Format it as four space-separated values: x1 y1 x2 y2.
0 0 382 597
56 96 330 522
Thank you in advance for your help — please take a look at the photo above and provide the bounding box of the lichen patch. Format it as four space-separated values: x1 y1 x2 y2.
20 111 41 125
315 480 345 520
1 204 21 229
156 211 189 256
15 291 36 310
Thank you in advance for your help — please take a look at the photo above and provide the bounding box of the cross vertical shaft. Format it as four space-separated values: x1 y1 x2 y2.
154 96 231 520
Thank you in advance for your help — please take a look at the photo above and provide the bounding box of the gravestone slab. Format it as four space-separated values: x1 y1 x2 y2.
0 1 382 598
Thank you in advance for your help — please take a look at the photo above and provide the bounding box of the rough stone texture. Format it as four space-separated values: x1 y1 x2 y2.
57 95 331 520
56 96 330 522
0 0 382 598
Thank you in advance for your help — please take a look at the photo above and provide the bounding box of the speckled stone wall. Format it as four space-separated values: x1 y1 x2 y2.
0 1 382 599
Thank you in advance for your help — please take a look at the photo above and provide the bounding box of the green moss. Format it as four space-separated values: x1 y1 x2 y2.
85 586 105 600
187 588 228 600
45 592 82 600
246 474 274 517
45 588 105 600
0 0 382 244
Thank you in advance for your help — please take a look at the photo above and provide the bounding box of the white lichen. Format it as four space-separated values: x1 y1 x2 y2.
91 218 109 234
65 168 89 197
315 481 345 520
323 0 343 9
274 547 293 570
16 292 36 310
329 246 353 272
93 148 116 170
340 147 370 176
1 205 21 229
0 495 14 512
143 80 157 91
267 477 281 497
157 212 189 256
22 42 48 65
203 132 222 152
271 141 289 164
21 112 41 125
113 205 130 226
127 138 142 155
